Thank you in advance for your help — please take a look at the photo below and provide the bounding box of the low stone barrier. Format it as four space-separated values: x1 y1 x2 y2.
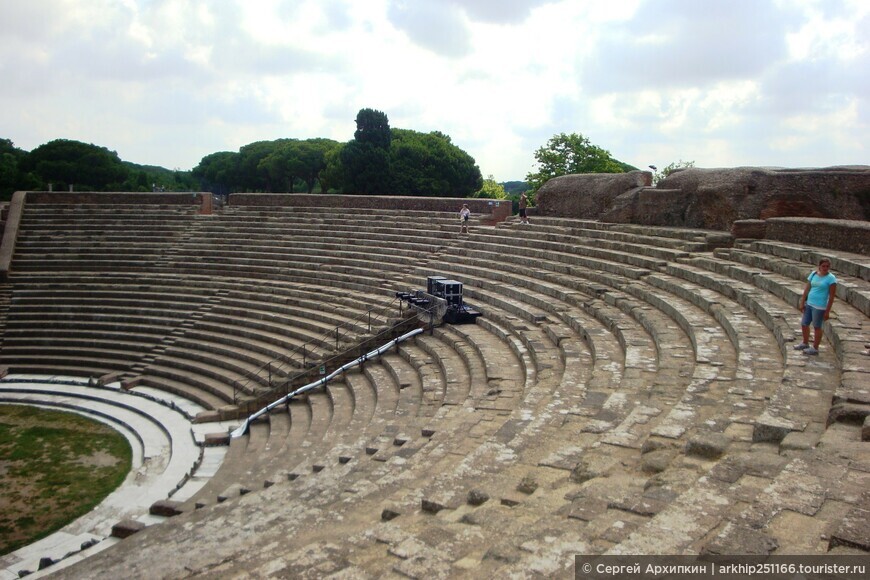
24 191 213 210
765 217 870 255
730 219 767 239
732 217 869 255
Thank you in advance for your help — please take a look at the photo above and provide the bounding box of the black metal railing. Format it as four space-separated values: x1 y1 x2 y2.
229 299 442 431
230 296 410 405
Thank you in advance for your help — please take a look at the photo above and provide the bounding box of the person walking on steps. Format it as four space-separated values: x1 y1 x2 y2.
794 257 837 356
459 203 471 234
519 192 530 225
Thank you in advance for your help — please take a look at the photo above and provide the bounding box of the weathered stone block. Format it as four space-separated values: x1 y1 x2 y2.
149 500 184 517
569 460 599 484
194 410 221 424
421 498 446 514
381 508 401 521
38 557 54 571
685 432 730 459
203 432 230 446
779 431 819 451
827 403 870 428
641 448 676 473
702 523 779 555
111 519 146 539
97 371 124 386
516 475 538 495
120 377 141 390
829 506 870 551
753 415 797 443
467 489 489 506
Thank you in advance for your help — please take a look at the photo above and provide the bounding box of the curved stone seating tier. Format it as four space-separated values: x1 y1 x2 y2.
731 239 870 282
665 255 868 437
0 377 210 576
414 333 472 407
715 245 870 318
233 322 530 518
510 215 734 248
199 211 471 248
192 234 444 260
178 320 501 508
477 227 671 272
3 204 867 577
451 222 849 451
640 272 791 439
1 271 405 409
180 238 438 267
425 254 650 390
457 226 753 367
192 222 460 249
495 221 698 263
432 325 490 403
220 205 479 228
428 238 748 455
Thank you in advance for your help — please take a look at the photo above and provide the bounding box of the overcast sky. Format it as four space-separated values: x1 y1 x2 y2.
1 0 867 181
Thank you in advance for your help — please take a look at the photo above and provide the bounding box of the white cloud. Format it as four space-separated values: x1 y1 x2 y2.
0 0 867 180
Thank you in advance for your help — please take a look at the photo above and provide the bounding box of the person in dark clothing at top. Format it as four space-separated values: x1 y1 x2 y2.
519 192 530 225
459 203 471 234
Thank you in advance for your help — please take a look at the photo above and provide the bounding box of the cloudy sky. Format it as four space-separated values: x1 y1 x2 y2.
1 0 867 181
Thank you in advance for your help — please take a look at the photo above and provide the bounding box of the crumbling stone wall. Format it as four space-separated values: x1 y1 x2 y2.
533 171 650 219
658 166 869 230
535 166 870 231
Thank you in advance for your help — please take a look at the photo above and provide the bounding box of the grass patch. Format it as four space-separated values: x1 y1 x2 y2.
0 405 132 556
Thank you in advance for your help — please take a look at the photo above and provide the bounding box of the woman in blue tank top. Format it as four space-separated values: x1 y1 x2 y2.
794 258 837 356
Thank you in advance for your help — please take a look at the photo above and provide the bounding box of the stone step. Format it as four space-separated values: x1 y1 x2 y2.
135 371 234 410
484 222 700 259
415 333 473 407
733 239 870 281
380 352 424 422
